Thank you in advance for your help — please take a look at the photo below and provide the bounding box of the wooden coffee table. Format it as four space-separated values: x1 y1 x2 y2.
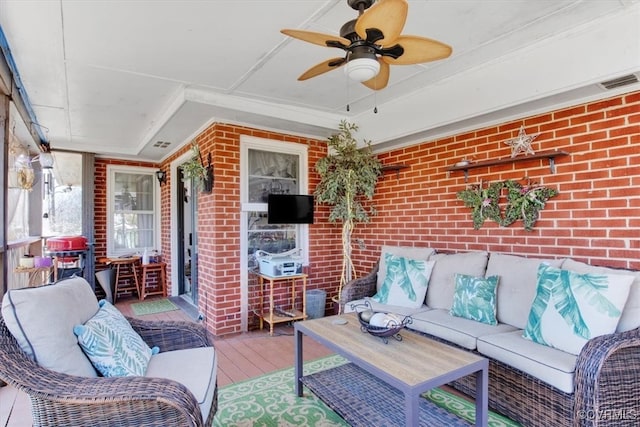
294 313 489 427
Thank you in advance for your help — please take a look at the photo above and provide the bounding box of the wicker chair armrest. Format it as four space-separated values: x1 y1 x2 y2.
574 327 640 426
0 337 206 426
338 262 379 310
127 318 211 351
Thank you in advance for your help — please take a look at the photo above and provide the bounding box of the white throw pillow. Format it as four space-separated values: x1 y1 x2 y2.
523 264 634 355
74 300 158 377
562 258 640 332
376 246 435 290
371 253 435 309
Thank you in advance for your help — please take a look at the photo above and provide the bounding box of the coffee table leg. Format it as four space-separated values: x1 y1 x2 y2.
294 326 304 397
475 363 489 427
405 393 419 426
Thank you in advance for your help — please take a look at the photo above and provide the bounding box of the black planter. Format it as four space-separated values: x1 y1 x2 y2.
202 165 214 193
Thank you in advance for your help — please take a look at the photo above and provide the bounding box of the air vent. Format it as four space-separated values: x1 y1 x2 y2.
153 141 171 148
599 74 639 90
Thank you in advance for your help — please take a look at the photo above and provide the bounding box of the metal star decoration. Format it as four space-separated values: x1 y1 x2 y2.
504 125 540 158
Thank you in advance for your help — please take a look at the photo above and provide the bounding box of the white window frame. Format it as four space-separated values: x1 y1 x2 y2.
106 165 161 257
239 136 309 331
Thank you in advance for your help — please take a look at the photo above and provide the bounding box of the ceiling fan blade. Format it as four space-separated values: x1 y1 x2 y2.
281 29 350 49
382 35 452 65
361 60 390 91
298 57 346 81
355 0 408 46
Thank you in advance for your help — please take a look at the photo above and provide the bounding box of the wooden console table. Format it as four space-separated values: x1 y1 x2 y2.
254 272 308 336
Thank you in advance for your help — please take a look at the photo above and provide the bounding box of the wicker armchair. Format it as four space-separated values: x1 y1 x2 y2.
0 314 217 427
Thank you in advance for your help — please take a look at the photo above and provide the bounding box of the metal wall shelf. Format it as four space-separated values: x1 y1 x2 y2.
381 164 409 179
446 150 569 182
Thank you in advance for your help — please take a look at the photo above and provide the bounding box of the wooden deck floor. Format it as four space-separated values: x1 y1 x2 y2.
0 296 333 427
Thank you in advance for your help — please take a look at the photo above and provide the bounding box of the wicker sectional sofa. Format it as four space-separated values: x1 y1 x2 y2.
341 247 640 427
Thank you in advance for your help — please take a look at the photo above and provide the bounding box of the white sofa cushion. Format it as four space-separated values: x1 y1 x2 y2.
478 330 577 393
563 258 640 332
146 347 217 422
376 246 435 291
425 251 489 310
1 277 99 377
486 253 564 329
409 309 517 350
343 297 431 318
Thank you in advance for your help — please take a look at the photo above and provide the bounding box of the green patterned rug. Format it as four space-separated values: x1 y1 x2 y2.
213 354 520 427
130 298 179 316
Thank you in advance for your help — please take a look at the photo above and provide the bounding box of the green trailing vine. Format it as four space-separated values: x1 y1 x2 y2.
457 180 558 231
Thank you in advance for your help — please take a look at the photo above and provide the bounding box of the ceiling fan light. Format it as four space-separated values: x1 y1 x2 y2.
344 57 380 82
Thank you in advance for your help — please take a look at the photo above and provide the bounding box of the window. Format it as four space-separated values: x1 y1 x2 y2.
239 136 309 330
241 139 309 268
107 166 160 257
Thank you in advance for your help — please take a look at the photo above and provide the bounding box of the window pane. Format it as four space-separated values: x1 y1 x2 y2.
43 152 83 237
248 149 299 203
247 211 297 270
114 172 153 211
7 189 28 241
109 168 157 256
113 213 155 251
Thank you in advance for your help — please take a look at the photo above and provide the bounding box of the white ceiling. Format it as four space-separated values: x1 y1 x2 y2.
1 0 639 162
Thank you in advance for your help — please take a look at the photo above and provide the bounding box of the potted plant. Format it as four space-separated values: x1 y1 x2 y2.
182 141 214 193
315 121 382 311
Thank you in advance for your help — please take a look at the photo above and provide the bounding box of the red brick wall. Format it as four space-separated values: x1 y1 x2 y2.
159 124 339 336
350 91 640 277
93 91 638 336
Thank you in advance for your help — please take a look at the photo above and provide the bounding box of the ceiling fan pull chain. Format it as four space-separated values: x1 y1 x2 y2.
346 71 351 112
373 83 378 113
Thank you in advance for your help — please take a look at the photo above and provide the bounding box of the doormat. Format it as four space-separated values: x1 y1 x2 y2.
130 298 179 316
214 354 520 427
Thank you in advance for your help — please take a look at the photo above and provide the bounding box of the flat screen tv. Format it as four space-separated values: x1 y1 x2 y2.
267 194 314 224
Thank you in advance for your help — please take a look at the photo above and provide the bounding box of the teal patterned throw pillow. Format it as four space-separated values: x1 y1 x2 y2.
523 264 634 355
74 300 159 377
371 253 435 308
450 274 499 325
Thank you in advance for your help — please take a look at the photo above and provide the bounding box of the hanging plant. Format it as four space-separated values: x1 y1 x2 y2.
457 179 558 231
182 141 214 193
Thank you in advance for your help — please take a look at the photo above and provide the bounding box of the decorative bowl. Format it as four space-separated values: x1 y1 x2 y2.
351 302 412 344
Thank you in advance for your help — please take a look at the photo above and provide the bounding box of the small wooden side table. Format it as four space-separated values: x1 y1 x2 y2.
254 272 308 336
139 262 167 300
104 257 141 303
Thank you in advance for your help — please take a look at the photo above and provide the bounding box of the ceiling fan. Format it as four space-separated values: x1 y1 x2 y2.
281 0 452 91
